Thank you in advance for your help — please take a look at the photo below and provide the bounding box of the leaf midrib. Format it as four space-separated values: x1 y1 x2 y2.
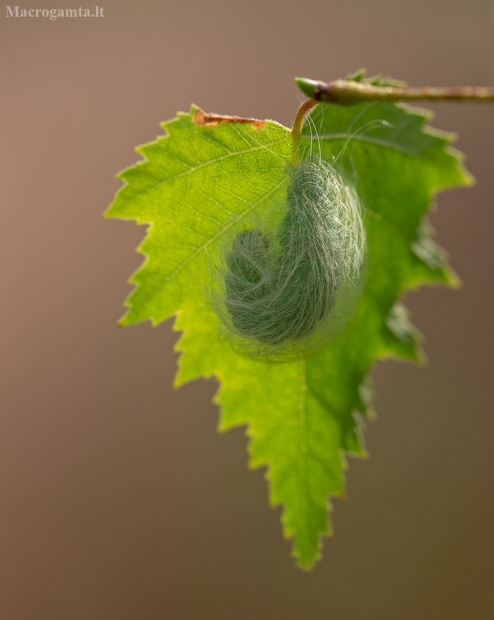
297 360 312 563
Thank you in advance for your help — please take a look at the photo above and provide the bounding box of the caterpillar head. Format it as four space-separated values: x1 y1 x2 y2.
212 161 366 361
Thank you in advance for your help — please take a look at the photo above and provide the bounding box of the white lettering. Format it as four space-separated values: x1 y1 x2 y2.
4 5 106 19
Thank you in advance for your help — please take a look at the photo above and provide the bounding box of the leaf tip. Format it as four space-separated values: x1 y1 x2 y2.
465 171 476 187
445 267 462 289
419 351 430 368
118 310 134 328
293 546 322 572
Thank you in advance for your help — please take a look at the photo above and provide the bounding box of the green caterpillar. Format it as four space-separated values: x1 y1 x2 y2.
217 161 366 359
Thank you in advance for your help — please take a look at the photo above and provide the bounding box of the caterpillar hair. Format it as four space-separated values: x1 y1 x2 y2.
211 157 366 361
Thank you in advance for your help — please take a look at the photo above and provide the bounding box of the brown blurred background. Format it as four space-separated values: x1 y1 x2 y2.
1 0 493 618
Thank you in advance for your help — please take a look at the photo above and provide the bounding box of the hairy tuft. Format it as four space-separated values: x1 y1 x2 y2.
213 162 366 360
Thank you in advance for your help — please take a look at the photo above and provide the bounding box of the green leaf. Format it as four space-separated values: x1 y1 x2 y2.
105 92 472 570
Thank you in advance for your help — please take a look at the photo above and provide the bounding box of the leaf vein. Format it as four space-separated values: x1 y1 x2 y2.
130 137 289 200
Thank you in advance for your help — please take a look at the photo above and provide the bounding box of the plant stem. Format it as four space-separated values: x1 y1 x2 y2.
291 98 318 163
296 78 494 106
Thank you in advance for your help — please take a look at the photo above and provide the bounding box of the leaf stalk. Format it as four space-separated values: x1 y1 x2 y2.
291 98 318 163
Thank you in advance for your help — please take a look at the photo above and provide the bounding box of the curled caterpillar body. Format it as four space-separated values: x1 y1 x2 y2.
214 162 366 360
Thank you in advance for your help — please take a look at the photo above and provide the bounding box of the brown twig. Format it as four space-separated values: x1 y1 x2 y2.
296 78 494 106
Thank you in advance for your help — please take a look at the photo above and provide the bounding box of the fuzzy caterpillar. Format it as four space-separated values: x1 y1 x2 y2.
214 161 366 360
